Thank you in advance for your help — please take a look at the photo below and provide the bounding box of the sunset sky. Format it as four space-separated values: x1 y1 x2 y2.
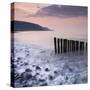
12 2 88 48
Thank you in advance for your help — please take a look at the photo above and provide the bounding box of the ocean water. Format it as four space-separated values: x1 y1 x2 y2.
11 40 88 87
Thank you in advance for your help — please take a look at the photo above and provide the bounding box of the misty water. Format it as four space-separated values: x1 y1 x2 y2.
11 32 88 87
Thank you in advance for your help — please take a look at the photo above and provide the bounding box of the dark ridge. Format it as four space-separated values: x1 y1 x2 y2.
11 20 52 32
36 5 87 17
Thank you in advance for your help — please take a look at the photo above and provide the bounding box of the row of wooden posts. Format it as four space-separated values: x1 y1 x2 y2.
54 37 87 54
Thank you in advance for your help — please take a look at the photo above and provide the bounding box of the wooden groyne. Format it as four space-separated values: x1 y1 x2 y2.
54 37 87 54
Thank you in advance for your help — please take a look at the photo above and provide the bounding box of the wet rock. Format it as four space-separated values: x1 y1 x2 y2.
82 77 87 83
21 64 24 66
32 76 37 81
26 53 29 57
17 57 22 60
25 74 32 80
65 76 68 80
68 67 73 72
54 71 58 74
40 83 48 86
45 68 50 72
21 72 32 80
36 72 39 75
25 68 32 72
36 66 41 70
32 65 36 67
73 79 78 84
63 64 73 73
59 82 63 85
39 79 45 82
48 75 53 80
19 77 27 85
24 62 28 66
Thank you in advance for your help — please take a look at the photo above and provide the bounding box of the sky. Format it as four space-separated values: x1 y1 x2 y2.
12 2 87 17
36 5 87 17
12 2 88 48
13 2 49 15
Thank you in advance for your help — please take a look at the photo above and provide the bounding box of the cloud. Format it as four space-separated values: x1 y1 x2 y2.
35 5 88 17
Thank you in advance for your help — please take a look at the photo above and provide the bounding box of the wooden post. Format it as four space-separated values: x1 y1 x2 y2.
72 40 75 52
72 40 74 51
82 42 84 51
86 42 87 51
60 39 63 53
69 40 71 52
80 42 82 51
57 38 60 54
63 39 67 53
73 41 75 52
74 41 76 52
76 41 79 51
80 42 83 51
67 40 69 52
71 40 73 52
54 37 57 54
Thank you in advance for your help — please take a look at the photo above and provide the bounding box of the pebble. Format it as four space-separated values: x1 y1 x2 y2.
36 66 41 70
45 68 50 72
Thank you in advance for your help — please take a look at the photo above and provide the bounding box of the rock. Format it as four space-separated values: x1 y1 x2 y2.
25 74 32 80
68 67 73 72
65 76 68 80
36 66 41 70
23 84 29 87
21 72 32 80
81 76 87 83
17 57 21 60
32 76 37 81
24 62 28 66
45 68 50 72
59 82 63 85
48 75 53 80
36 73 40 75
54 71 58 74
72 79 78 84
39 79 45 82
25 68 32 72
26 53 29 57
40 83 47 86
32 65 36 67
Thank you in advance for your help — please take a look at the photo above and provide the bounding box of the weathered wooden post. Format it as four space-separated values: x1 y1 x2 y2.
76 41 79 51
72 40 75 52
57 38 60 54
59 38 61 53
67 40 69 52
73 40 76 52
60 38 63 53
71 40 73 52
69 40 71 52
80 42 82 51
86 42 87 51
72 40 74 51
54 37 57 54
80 42 83 51
78 41 80 52
85 42 88 53
74 41 76 52
63 39 67 53
82 42 84 51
